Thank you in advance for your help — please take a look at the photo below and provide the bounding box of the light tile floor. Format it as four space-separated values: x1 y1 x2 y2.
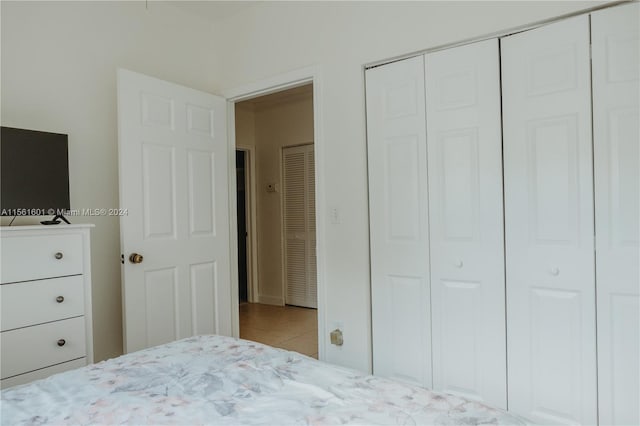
239 303 318 359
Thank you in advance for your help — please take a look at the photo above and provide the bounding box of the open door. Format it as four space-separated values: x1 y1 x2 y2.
117 69 231 353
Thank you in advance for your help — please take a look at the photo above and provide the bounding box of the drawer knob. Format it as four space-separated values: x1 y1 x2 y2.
57 339 66 347
54 252 64 260
56 296 65 303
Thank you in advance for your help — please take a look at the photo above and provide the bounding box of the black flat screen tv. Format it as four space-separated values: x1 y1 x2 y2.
1 126 70 217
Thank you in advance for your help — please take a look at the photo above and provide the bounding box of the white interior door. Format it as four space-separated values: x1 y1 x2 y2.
592 4 640 425
283 144 317 308
425 39 506 409
502 16 597 425
118 69 231 353
366 56 432 387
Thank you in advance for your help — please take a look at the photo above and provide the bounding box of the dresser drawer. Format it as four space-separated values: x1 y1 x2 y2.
0 358 86 389
0 233 83 284
1 276 85 331
1 317 86 379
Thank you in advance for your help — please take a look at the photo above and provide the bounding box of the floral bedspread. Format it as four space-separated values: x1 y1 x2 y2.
1 335 525 425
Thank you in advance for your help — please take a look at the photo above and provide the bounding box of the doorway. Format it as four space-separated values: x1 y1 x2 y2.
233 84 318 358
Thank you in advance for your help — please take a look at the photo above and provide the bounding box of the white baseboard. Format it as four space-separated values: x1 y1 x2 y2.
258 295 284 306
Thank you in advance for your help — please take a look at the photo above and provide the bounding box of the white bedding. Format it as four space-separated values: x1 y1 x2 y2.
1 335 525 425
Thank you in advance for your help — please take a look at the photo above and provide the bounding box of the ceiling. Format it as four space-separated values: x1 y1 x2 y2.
166 0 259 24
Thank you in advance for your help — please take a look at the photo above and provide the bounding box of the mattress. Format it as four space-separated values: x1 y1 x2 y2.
1 335 525 425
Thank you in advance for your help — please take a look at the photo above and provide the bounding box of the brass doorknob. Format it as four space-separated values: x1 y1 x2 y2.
129 253 144 264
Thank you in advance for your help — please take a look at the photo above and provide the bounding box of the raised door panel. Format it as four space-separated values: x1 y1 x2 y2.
592 4 640 425
501 15 596 425
366 56 431 387
187 151 216 237
144 267 178 347
141 143 177 240
190 261 218 335
425 39 506 408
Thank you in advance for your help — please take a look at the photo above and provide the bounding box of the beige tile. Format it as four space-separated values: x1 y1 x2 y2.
277 331 318 357
239 303 318 357
280 319 316 336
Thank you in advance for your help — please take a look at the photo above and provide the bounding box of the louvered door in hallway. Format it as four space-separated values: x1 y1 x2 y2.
283 144 317 308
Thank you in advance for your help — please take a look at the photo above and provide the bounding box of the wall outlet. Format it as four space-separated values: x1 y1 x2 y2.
330 329 344 346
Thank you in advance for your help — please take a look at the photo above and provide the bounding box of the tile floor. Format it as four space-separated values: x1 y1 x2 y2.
239 303 318 359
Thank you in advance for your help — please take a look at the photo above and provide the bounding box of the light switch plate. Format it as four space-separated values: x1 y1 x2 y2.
330 207 340 224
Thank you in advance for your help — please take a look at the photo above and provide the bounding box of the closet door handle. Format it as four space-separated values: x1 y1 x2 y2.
56 296 64 303
454 260 464 268
54 252 64 260
550 267 560 276
57 339 66 347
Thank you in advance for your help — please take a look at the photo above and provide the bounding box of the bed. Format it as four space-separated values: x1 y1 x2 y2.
1 335 525 425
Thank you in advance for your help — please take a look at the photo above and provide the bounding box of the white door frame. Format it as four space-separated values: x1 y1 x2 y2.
223 66 326 361
235 145 258 303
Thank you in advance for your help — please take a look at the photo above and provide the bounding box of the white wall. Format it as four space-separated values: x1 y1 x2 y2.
235 105 256 151
210 1 606 372
1 1 216 361
235 92 314 305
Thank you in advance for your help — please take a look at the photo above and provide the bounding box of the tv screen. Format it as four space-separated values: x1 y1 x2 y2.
1 126 70 216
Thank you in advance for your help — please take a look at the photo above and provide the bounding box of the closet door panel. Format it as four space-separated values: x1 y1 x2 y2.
592 4 640 425
425 39 506 409
366 56 432 386
502 15 596 425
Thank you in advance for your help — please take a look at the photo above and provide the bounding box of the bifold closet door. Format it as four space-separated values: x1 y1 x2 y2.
592 4 640 425
366 56 432 387
283 144 317 309
425 39 506 409
502 15 597 425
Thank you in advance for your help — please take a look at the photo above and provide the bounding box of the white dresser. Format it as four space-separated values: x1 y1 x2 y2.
0 224 94 388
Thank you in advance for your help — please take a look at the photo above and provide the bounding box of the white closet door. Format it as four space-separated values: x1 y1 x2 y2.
366 56 432 386
283 144 317 308
502 15 596 425
425 39 506 409
592 4 640 425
